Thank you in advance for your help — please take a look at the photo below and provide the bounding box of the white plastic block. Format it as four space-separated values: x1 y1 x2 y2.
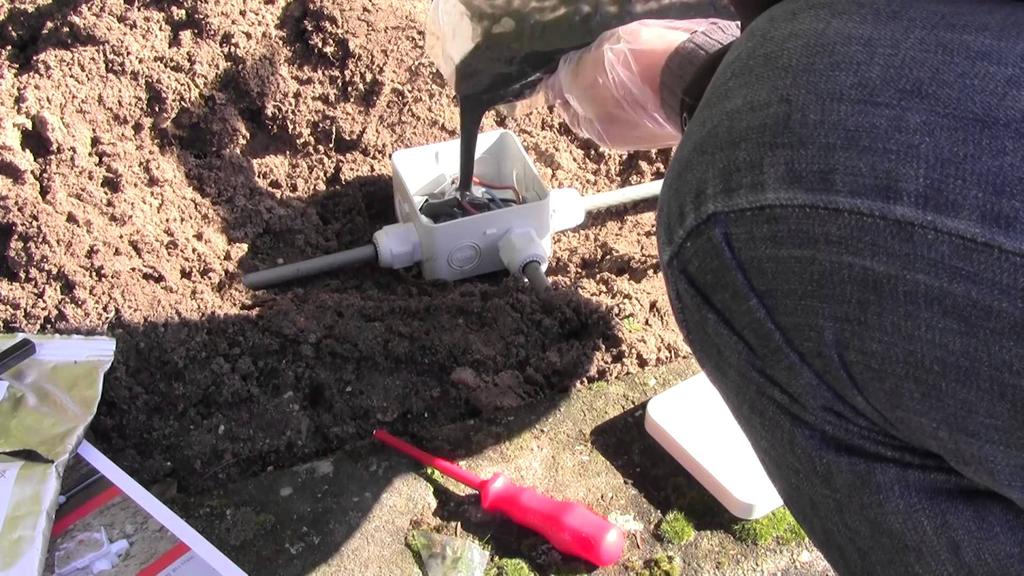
390 130 552 281
645 371 783 519
548 188 586 233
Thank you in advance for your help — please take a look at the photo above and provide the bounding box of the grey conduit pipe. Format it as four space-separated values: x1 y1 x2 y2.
523 261 550 290
580 179 663 212
242 179 663 290
242 243 377 289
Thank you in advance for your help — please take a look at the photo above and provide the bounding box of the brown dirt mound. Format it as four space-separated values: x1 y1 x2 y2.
0 0 687 492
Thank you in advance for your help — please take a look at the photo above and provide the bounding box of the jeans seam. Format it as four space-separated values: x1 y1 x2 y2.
668 213 913 437
663 200 1024 500
665 201 1024 266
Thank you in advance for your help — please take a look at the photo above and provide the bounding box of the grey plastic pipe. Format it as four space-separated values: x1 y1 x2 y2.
242 244 377 290
580 179 663 212
243 178 663 290
523 261 550 290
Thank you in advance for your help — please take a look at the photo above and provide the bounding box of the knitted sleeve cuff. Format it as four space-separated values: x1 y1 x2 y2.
659 20 741 130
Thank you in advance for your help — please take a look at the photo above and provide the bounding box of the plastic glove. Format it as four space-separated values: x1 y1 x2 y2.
538 18 738 151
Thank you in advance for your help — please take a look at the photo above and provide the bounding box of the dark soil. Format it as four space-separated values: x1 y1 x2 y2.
0 0 687 493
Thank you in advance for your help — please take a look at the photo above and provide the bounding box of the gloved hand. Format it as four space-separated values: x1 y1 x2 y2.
535 18 740 151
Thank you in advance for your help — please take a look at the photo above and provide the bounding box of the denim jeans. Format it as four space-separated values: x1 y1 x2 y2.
656 0 1024 574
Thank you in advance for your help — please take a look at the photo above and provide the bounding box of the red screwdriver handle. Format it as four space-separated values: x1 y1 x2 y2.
478 473 625 567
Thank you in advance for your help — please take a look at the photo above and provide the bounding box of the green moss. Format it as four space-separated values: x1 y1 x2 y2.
622 316 644 333
253 513 276 531
485 557 537 576
421 466 445 485
629 554 682 576
405 530 429 556
591 380 609 391
658 510 696 545
732 507 807 546
201 497 231 510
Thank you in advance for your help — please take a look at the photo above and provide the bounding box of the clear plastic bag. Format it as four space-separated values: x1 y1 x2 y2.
540 18 739 150
407 530 490 576
0 335 116 576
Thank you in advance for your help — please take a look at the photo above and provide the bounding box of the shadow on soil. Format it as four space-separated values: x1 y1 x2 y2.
151 53 390 274
85 52 626 576
0 0 98 70
166 396 606 576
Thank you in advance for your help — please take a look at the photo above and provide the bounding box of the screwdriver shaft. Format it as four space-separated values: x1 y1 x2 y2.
373 429 483 490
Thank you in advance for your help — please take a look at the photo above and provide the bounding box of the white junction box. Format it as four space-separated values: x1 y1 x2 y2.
645 371 783 519
390 130 582 282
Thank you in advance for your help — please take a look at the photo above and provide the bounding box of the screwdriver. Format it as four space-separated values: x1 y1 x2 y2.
373 429 625 567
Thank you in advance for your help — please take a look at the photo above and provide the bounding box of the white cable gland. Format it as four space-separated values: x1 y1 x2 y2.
372 222 422 269
498 228 548 277
548 187 586 233
54 528 130 576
